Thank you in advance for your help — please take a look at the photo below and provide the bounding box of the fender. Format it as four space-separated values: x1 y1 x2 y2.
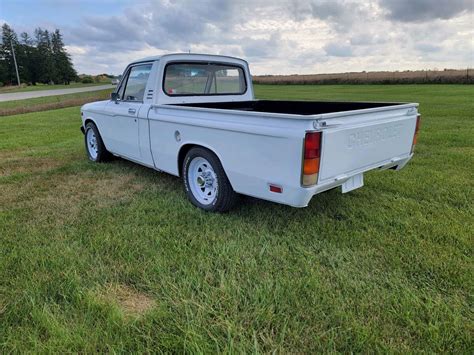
82 116 112 152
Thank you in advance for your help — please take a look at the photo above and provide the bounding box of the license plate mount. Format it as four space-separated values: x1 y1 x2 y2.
341 173 364 193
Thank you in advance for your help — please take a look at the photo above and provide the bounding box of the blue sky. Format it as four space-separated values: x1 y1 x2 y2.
1 0 127 27
1 0 473 75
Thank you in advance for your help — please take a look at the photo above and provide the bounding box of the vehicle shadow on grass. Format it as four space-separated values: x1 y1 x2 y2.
236 190 349 227
109 156 350 230
98 158 382 254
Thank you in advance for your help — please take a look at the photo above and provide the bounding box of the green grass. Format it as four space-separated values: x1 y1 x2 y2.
0 82 111 94
1 85 473 352
0 89 113 116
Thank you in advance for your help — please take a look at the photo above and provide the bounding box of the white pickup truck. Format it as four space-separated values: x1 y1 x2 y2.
81 54 421 212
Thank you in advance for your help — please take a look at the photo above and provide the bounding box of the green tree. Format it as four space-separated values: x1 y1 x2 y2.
16 32 36 84
51 29 77 84
35 28 55 84
0 23 19 85
0 24 78 86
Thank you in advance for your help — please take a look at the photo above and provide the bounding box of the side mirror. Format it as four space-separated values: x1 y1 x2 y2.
111 92 120 101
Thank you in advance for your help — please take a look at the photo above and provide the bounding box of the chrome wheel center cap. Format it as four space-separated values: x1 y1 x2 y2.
197 176 205 187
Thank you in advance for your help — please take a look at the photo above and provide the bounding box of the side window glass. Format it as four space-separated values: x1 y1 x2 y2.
123 64 152 101
116 70 129 100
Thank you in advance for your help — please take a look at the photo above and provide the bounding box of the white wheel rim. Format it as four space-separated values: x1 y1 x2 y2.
188 157 218 205
86 129 99 160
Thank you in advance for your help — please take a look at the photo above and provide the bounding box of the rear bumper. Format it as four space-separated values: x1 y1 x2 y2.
289 153 413 207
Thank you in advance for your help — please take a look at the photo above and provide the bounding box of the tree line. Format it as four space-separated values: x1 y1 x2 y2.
0 23 78 86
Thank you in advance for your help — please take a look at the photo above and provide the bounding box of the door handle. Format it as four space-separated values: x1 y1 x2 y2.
128 108 136 115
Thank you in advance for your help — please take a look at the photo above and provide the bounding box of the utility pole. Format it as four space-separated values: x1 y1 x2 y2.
10 39 21 86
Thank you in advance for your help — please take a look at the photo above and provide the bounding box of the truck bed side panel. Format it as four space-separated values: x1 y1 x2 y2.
147 107 308 205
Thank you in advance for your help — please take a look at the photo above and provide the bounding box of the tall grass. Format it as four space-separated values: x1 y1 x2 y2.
254 69 474 85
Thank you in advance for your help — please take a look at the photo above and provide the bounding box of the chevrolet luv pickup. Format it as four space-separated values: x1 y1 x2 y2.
81 54 421 212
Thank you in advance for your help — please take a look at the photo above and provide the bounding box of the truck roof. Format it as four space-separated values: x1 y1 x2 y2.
130 53 248 65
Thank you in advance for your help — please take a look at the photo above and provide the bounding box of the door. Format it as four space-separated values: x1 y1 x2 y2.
104 63 152 159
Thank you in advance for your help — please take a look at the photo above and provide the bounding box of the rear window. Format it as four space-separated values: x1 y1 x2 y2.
163 62 246 96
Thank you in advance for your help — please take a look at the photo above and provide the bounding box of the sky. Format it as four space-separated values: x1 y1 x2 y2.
1 0 473 75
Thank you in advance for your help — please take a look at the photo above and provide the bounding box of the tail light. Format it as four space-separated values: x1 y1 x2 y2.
302 131 322 186
411 114 421 153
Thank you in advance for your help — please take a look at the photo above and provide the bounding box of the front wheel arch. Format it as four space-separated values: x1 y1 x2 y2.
83 118 98 134
84 118 95 127
84 121 110 162
83 118 111 152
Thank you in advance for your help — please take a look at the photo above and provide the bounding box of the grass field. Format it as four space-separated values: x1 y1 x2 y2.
0 89 113 116
1 85 473 352
0 82 110 94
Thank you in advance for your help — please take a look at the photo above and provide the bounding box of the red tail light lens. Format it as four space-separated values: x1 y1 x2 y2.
411 114 421 153
304 131 321 159
302 131 322 186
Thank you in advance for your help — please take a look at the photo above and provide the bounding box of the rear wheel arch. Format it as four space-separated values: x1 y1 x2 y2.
181 146 238 212
177 144 195 176
177 143 228 181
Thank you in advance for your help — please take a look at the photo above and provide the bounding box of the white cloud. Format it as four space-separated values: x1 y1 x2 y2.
11 0 472 75
324 42 353 57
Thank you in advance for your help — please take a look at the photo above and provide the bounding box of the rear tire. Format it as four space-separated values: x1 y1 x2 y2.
84 122 110 162
183 147 238 212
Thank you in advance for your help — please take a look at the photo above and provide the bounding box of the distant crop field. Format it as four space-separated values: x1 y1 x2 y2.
254 69 473 85
0 85 472 352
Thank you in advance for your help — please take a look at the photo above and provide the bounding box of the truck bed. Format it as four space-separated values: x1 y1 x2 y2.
173 100 405 116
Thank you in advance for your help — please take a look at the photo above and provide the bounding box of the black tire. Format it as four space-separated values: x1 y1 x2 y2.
183 147 238 212
84 122 110 162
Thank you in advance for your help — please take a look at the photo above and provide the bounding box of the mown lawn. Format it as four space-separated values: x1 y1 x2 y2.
0 82 110 94
0 89 113 116
0 85 472 352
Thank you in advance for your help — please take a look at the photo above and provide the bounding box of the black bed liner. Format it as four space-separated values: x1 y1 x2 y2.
172 100 404 116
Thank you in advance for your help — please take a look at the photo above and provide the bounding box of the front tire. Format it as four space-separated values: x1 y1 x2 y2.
183 147 238 212
84 122 109 162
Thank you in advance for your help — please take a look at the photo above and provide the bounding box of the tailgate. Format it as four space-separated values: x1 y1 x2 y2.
319 113 417 182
